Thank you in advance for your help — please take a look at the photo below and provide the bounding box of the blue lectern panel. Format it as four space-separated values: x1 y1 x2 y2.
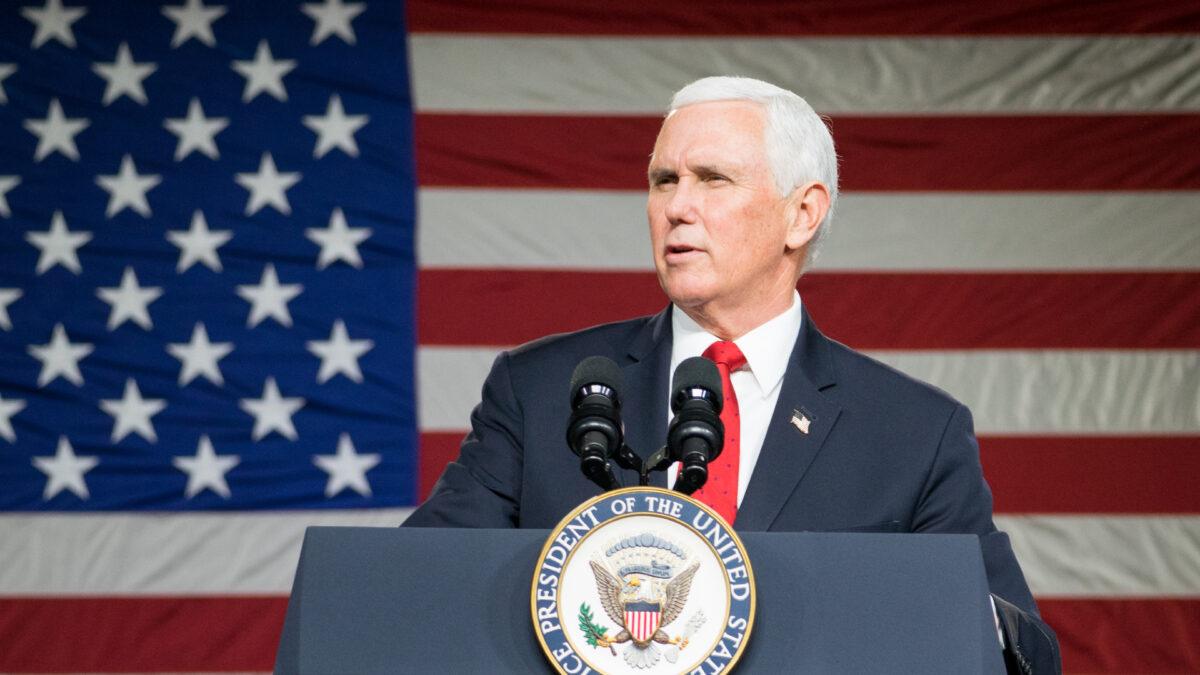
276 528 1004 674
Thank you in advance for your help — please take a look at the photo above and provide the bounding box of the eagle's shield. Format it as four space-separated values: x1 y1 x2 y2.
624 600 661 643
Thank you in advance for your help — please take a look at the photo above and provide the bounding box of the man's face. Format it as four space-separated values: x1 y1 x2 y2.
647 101 800 317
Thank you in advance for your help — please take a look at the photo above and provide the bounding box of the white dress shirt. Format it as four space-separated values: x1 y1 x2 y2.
666 291 803 505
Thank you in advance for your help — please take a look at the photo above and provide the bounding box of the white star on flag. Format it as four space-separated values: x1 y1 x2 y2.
302 0 366 46
240 377 305 441
0 175 20 217
303 94 369 158
100 378 167 443
25 210 91 274
231 40 296 102
173 435 239 498
24 98 89 162
162 0 227 48
27 323 93 387
307 207 371 269
164 98 228 160
168 322 234 386
314 433 380 497
307 319 374 383
167 210 232 272
92 42 157 106
96 266 163 330
21 0 87 49
237 263 303 328
235 152 301 215
0 288 21 330
32 436 97 500
0 63 15 104
0 395 27 442
96 154 161 218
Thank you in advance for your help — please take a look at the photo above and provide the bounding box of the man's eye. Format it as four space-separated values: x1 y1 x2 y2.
703 174 728 183
652 176 677 187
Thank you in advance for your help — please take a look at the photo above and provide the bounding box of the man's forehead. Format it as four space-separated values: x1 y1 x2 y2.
664 98 764 121
650 100 767 167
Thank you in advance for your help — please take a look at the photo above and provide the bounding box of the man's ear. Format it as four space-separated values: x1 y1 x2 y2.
784 181 830 252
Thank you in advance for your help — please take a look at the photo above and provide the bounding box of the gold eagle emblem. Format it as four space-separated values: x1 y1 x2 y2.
587 557 699 666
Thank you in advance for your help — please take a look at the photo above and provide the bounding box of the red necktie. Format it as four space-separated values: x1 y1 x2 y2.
692 340 747 525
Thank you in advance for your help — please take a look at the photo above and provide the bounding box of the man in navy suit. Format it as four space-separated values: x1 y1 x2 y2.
407 76 1060 673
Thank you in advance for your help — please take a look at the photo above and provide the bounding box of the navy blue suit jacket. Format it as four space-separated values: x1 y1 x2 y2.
408 306 1060 672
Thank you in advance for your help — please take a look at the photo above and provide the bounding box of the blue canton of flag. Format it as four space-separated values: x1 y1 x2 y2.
0 0 417 511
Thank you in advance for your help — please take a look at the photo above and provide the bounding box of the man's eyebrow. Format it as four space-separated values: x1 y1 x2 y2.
648 167 676 182
648 163 734 183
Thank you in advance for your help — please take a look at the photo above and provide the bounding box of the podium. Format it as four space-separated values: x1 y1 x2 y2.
275 527 1005 674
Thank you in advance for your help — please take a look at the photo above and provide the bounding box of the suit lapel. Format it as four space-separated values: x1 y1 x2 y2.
620 307 672 489
735 307 843 531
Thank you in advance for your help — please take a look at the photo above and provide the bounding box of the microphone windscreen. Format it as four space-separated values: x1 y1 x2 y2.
671 356 723 410
569 355 623 399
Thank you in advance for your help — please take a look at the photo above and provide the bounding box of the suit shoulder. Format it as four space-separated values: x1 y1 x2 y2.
505 312 660 367
823 337 964 416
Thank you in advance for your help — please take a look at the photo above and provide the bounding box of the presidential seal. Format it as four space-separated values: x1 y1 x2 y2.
532 487 755 674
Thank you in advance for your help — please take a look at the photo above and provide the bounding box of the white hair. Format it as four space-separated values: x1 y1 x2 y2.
668 76 839 262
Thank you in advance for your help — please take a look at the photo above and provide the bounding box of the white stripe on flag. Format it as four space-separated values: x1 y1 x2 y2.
871 350 1200 434
3 512 1196 597
997 515 1200 598
418 347 502 432
410 35 1200 114
418 189 1200 271
418 347 1200 434
0 510 412 594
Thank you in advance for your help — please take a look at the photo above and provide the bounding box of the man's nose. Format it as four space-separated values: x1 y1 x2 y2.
663 179 698 224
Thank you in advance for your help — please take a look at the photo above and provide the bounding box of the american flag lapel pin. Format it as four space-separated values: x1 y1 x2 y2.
790 408 812 435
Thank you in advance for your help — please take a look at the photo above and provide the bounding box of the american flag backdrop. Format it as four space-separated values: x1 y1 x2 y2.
2 1 1199 672
0 0 418 670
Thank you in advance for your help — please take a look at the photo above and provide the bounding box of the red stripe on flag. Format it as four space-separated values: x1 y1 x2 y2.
421 433 1200 513
799 272 1200 350
0 596 286 672
418 270 666 347
1040 598 1200 673
983 437 1200 514
420 431 464 501
837 115 1200 192
415 114 1200 191
416 114 657 190
2 595 1195 672
417 270 1200 349
408 0 1200 35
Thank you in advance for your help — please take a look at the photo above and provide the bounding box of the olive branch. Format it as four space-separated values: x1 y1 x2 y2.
578 603 615 655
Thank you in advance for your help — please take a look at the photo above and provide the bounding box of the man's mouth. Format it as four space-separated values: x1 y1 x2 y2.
662 242 700 261
665 244 701 259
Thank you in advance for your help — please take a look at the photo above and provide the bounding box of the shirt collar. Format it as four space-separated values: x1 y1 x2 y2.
670 291 803 398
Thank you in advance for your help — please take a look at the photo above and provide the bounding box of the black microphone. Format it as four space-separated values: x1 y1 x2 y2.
668 356 724 495
567 356 625 491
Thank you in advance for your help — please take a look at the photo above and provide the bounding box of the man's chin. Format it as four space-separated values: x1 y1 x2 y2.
662 287 715 311
654 267 718 306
